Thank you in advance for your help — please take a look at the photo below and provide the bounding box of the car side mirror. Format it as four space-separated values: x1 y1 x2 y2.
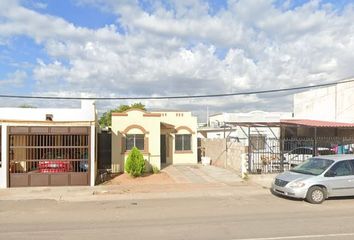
325 170 337 177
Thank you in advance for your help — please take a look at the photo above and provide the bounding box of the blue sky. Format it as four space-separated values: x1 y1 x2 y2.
26 0 117 29
1 0 354 115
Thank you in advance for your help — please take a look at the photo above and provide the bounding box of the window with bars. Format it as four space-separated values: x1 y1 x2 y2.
126 134 145 151
250 134 266 151
175 134 191 151
9 134 89 173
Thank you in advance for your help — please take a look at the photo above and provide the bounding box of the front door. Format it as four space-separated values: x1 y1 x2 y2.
160 135 166 164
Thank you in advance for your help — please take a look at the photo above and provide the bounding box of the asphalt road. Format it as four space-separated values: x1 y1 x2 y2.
1 190 354 240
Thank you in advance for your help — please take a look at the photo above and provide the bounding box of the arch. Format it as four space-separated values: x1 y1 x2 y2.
175 126 195 134
123 124 149 134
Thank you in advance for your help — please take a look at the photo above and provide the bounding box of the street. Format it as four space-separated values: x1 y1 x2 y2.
1 187 354 240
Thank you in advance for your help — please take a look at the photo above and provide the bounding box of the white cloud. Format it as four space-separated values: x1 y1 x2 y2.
0 70 27 88
1 0 354 120
31 1 47 10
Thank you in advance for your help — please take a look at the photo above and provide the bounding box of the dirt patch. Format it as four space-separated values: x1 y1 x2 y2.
103 172 176 185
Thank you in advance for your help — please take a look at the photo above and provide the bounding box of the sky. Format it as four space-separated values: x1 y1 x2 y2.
0 0 354 121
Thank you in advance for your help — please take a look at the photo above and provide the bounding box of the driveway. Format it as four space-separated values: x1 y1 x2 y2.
162 164 243 185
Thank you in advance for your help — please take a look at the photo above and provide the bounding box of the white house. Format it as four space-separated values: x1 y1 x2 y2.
0 100 97 188
199 111 293 142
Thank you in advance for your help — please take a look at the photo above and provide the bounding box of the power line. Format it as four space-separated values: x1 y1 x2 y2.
1 77 353 100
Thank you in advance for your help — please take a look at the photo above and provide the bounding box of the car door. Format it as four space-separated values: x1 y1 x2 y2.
348 160 354 195
323 160 354 197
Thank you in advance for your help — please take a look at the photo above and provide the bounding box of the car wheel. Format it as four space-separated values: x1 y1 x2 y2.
306 186 326 204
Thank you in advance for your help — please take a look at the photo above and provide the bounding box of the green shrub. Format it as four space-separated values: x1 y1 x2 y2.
152 165 160 174
125 147 145 177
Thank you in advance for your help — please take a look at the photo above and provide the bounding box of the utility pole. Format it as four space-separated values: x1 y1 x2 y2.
224 124 227 169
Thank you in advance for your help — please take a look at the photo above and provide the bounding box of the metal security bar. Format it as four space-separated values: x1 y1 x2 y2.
9 134 89 174
249 137 354 174
248 138 282 174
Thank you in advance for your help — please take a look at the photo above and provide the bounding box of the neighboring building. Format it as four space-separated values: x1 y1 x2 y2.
294 79 354 122
209 111 293 128
0 101 97 188
111 109 198 172
199 111 293 142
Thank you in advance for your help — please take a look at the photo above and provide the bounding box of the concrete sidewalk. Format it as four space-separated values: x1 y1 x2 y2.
0 181 267 202
248 173 277 189
0 165 274 202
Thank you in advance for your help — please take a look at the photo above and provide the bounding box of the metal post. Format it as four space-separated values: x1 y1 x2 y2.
224 137 227 169
247 126 251 173
313 127 317 156
0 125 8 188
90 124 96 186
280 125 285 172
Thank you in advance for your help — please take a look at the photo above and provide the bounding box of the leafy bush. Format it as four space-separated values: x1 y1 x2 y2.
125 147 145 177
152 165 160 174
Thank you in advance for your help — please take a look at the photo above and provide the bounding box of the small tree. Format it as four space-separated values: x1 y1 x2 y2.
99 103 146 128
19 104 36 108
125 147 145 177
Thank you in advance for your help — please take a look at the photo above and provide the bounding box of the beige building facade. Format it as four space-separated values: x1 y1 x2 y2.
111 109 197 172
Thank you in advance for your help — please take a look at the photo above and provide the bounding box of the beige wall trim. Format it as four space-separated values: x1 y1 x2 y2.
124 149 149 155
111 109 161 117
176 126 195 134
123 124 149 134
175 150 193 154
112 113 128 117
0 120 94 125
143 113 161 117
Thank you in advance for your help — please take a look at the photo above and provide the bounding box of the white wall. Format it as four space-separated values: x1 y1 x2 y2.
0 100 96 122
209 111 293 127
199 126 281 144
0 125 8 188
294 86 336 121
204 111 291 141
90 125 96 187
294 80 354 123
0 101 97 188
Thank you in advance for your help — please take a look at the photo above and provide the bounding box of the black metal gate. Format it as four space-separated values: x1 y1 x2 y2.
97 131 111 170
248 137 354 174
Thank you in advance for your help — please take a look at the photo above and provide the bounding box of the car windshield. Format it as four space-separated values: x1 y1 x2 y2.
290 158 334 176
